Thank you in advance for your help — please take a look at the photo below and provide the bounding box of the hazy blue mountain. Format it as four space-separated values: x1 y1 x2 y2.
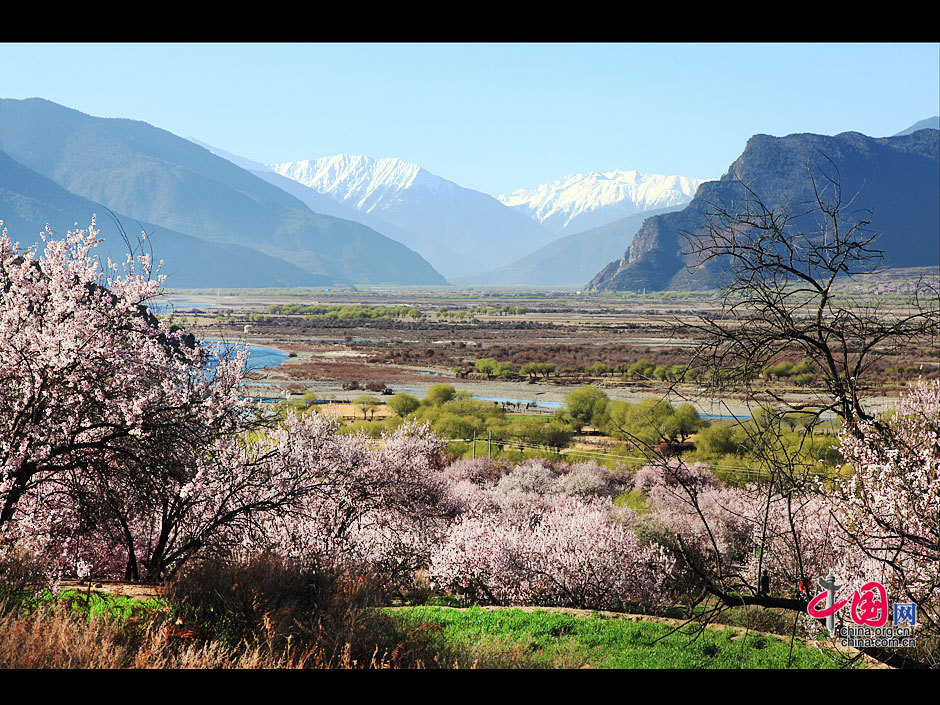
455 206 684 286
894 117 940 136
0 149 341 288
197 139 704 284
270 155 558 278
588 129 940 292
0 98 447 285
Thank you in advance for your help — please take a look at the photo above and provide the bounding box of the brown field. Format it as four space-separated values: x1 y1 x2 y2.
159 284 938 417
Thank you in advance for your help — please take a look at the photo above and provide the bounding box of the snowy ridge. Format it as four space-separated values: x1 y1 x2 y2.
265 154 705 277
269 155 449 214
498 169 707 234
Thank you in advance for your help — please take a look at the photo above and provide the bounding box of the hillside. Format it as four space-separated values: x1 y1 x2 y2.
0 149 341 288
588 129 940 292
0 98 447 286
894 116 940 136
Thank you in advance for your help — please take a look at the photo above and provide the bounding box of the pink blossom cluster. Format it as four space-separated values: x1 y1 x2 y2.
233 414 454 594
635 459 865 596
635 436 934 617
635 459 754 573
0 221 247 581
835 379 940 621
428 498 674 609
737 492 885 600
428 457 672 610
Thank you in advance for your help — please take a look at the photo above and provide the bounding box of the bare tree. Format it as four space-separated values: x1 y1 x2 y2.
683 156 939 430
636 155 940 668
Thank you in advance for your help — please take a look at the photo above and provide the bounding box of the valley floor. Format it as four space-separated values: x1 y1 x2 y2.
166 288 926 419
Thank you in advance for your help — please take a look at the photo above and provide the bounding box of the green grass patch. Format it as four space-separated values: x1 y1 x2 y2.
614 488 650 514
388 606 853 669
32 588 165 623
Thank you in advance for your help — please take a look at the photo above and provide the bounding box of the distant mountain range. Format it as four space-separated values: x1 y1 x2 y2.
497 170 704 235
268 155 560 279
0 149 341 288
187 141 459 274
0 98 447 287
260 156 705 282
588 127 940 292
3 97 934 292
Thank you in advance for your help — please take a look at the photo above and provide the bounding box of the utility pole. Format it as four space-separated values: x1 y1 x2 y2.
472 430 476 459
488 430 492 458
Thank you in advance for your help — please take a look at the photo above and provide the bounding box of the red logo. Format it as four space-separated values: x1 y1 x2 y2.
807 581 888 627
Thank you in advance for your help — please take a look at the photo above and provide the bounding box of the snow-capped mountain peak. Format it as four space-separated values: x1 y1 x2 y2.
267 153 559 279
269 155 448 214
497 169 708 234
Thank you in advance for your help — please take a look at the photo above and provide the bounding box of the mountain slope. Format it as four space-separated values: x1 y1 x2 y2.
0 98 447 285
588 129 940 292
270 155 558 278
894 116 940 136
455 206 685 286
498 170 705 235
0 149 338 288
188 138 427 259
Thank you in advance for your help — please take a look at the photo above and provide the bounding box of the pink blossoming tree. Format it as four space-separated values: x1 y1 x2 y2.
0 220 251 580
834 379 940 639
234 414 456 596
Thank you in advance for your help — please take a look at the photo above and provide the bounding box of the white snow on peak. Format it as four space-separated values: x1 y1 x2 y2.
497 169 707 231
269 155 450 214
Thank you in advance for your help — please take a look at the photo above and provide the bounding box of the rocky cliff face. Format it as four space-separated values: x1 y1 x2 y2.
587 129 940 292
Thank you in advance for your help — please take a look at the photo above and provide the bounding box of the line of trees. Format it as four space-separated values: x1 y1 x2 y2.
266 303 424 320
455 356 828 387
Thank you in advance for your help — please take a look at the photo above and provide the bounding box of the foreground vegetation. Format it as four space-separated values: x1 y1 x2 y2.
0 572 851 669
2 222 937 670
279 382 847 489
390 607 849 669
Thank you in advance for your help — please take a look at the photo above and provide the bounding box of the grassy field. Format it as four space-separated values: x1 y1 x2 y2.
3 588 862 669
388 606 854 669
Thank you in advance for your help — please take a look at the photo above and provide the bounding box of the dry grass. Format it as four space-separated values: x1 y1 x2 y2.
318 402 396 420
0 604 131 669
0 600 461 669
0 554 521 669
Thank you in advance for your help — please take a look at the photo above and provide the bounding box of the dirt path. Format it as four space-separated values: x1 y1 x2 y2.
59 580 164 601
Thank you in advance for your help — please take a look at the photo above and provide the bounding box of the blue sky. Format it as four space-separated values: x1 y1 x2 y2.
1 42 937 195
